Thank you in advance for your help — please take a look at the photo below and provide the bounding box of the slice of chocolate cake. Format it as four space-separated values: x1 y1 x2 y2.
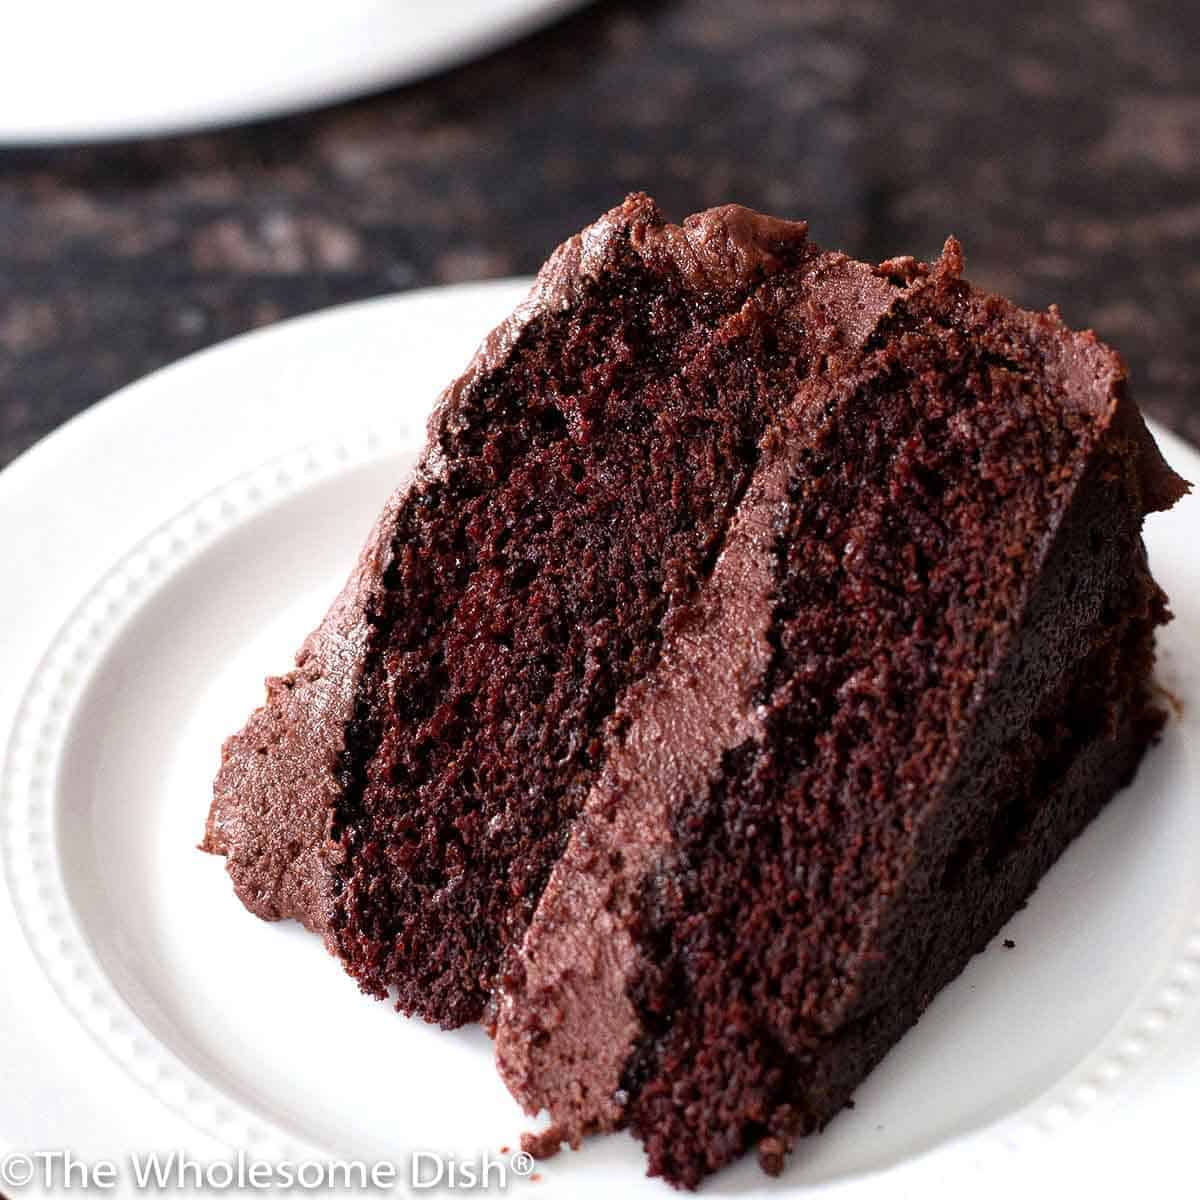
204 194 1186 1188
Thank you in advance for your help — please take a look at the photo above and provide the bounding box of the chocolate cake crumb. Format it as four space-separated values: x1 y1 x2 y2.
520 1128 565 1161
757 1136 789 1176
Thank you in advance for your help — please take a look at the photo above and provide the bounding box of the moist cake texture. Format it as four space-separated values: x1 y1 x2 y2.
203 194 1186 1187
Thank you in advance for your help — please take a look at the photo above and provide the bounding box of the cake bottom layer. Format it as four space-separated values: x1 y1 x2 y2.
630 615 1162 1185
759 697 1154 1176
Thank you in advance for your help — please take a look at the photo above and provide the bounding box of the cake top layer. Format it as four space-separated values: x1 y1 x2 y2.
436 194 1182 513
430 193 898 450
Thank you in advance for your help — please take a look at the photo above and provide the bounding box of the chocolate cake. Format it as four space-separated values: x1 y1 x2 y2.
203 194 1186 1187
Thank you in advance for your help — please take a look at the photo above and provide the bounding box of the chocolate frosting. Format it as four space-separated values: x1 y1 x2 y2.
493 441 794 1145
202 493 401 938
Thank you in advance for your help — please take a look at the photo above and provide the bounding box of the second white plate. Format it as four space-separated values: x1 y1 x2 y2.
0 0 590 144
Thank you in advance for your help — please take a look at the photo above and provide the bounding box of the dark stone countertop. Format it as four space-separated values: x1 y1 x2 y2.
1 0 1197 468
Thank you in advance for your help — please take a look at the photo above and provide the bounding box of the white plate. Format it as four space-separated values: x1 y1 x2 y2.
2 282 1199 1200
0 1 589 145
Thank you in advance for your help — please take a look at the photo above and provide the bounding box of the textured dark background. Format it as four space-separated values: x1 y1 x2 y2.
1 0 1197 468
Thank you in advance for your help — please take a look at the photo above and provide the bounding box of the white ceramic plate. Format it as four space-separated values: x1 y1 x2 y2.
2 282 1199 1200
0 1 589 145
